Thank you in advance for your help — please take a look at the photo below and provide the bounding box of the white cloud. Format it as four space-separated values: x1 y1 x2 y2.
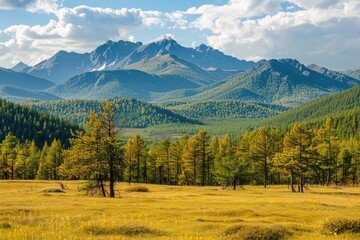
0 0 58 13
187 0 360 69
0 0 360 69
0 5 185 67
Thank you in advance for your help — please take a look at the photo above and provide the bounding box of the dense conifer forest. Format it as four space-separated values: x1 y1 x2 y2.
0 99 80 148
1 101 359 196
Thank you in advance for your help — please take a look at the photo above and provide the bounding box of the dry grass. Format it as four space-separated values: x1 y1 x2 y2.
0 181 360 239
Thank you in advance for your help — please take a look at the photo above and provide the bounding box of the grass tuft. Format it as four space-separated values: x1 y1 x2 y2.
41 188 65 193
126 186 149 192
322 218 360 235
86 225 162 236
0 223 11 229
224 224 290 240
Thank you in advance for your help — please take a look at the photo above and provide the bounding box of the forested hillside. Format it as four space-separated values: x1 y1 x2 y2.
30 98 201 128
163 100 289 119
0 99 80 148
262 85 360 137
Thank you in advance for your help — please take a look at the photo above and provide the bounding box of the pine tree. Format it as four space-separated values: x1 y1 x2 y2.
282 124 312 192
250 127 274 188
196 130 211 186
182 136 199 185
60 102 122 198
0 132 20 179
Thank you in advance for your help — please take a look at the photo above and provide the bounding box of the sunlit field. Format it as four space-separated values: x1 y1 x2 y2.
0 181 359 239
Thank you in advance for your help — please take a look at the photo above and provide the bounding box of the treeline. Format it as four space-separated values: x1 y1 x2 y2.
122 117 360 192
0 132 62 180
2 103 359 195
30 98 200 128
0 99 80 148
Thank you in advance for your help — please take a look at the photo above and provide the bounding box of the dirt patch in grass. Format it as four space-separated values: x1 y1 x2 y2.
86 225 164 236
322 218 360 235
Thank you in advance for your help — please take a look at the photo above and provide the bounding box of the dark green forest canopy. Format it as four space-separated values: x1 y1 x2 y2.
0 98 80 148
29 98 201 128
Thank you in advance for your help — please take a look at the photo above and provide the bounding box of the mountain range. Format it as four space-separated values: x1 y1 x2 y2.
19 37 255 84
1 37 359 122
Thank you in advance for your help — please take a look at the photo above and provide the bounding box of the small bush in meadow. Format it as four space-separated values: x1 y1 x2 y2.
41 188 64 193
322 219 360 235
126 186 149 192
0 223 11 229
224 224 290 240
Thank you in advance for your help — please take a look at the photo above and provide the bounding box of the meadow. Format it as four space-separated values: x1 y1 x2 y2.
0 181 359 240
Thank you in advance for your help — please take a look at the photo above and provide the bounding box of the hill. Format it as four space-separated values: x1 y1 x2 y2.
23 38 255 83
261 85 360 137
0 67 55 90
46 70 199 101
165 59 360 106
0 85 60 102
30 98 201 128
163 100 289 119
0 98 80 147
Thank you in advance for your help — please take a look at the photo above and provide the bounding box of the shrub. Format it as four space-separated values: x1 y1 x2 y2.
126 186 149 192
322 219 360 235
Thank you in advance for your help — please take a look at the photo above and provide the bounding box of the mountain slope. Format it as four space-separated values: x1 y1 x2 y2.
26 51 91 84
24 38 255 83
46 69 198 101
0 86 60 102
169 59 360 106
30 98 201 128
120 37 256 71
11 61 30 72
345 67 360 80
0 67 55 90
123 54 224 86
0 98 80 147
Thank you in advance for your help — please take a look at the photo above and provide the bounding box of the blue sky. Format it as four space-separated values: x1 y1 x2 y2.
0 0 359 70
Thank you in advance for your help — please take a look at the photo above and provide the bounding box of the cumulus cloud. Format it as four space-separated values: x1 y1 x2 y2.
0 0 360 69
0 5 186 67
188 0 360 69
0 0 58 13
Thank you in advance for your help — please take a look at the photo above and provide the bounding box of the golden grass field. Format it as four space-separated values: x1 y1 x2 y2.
0 181 359 240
